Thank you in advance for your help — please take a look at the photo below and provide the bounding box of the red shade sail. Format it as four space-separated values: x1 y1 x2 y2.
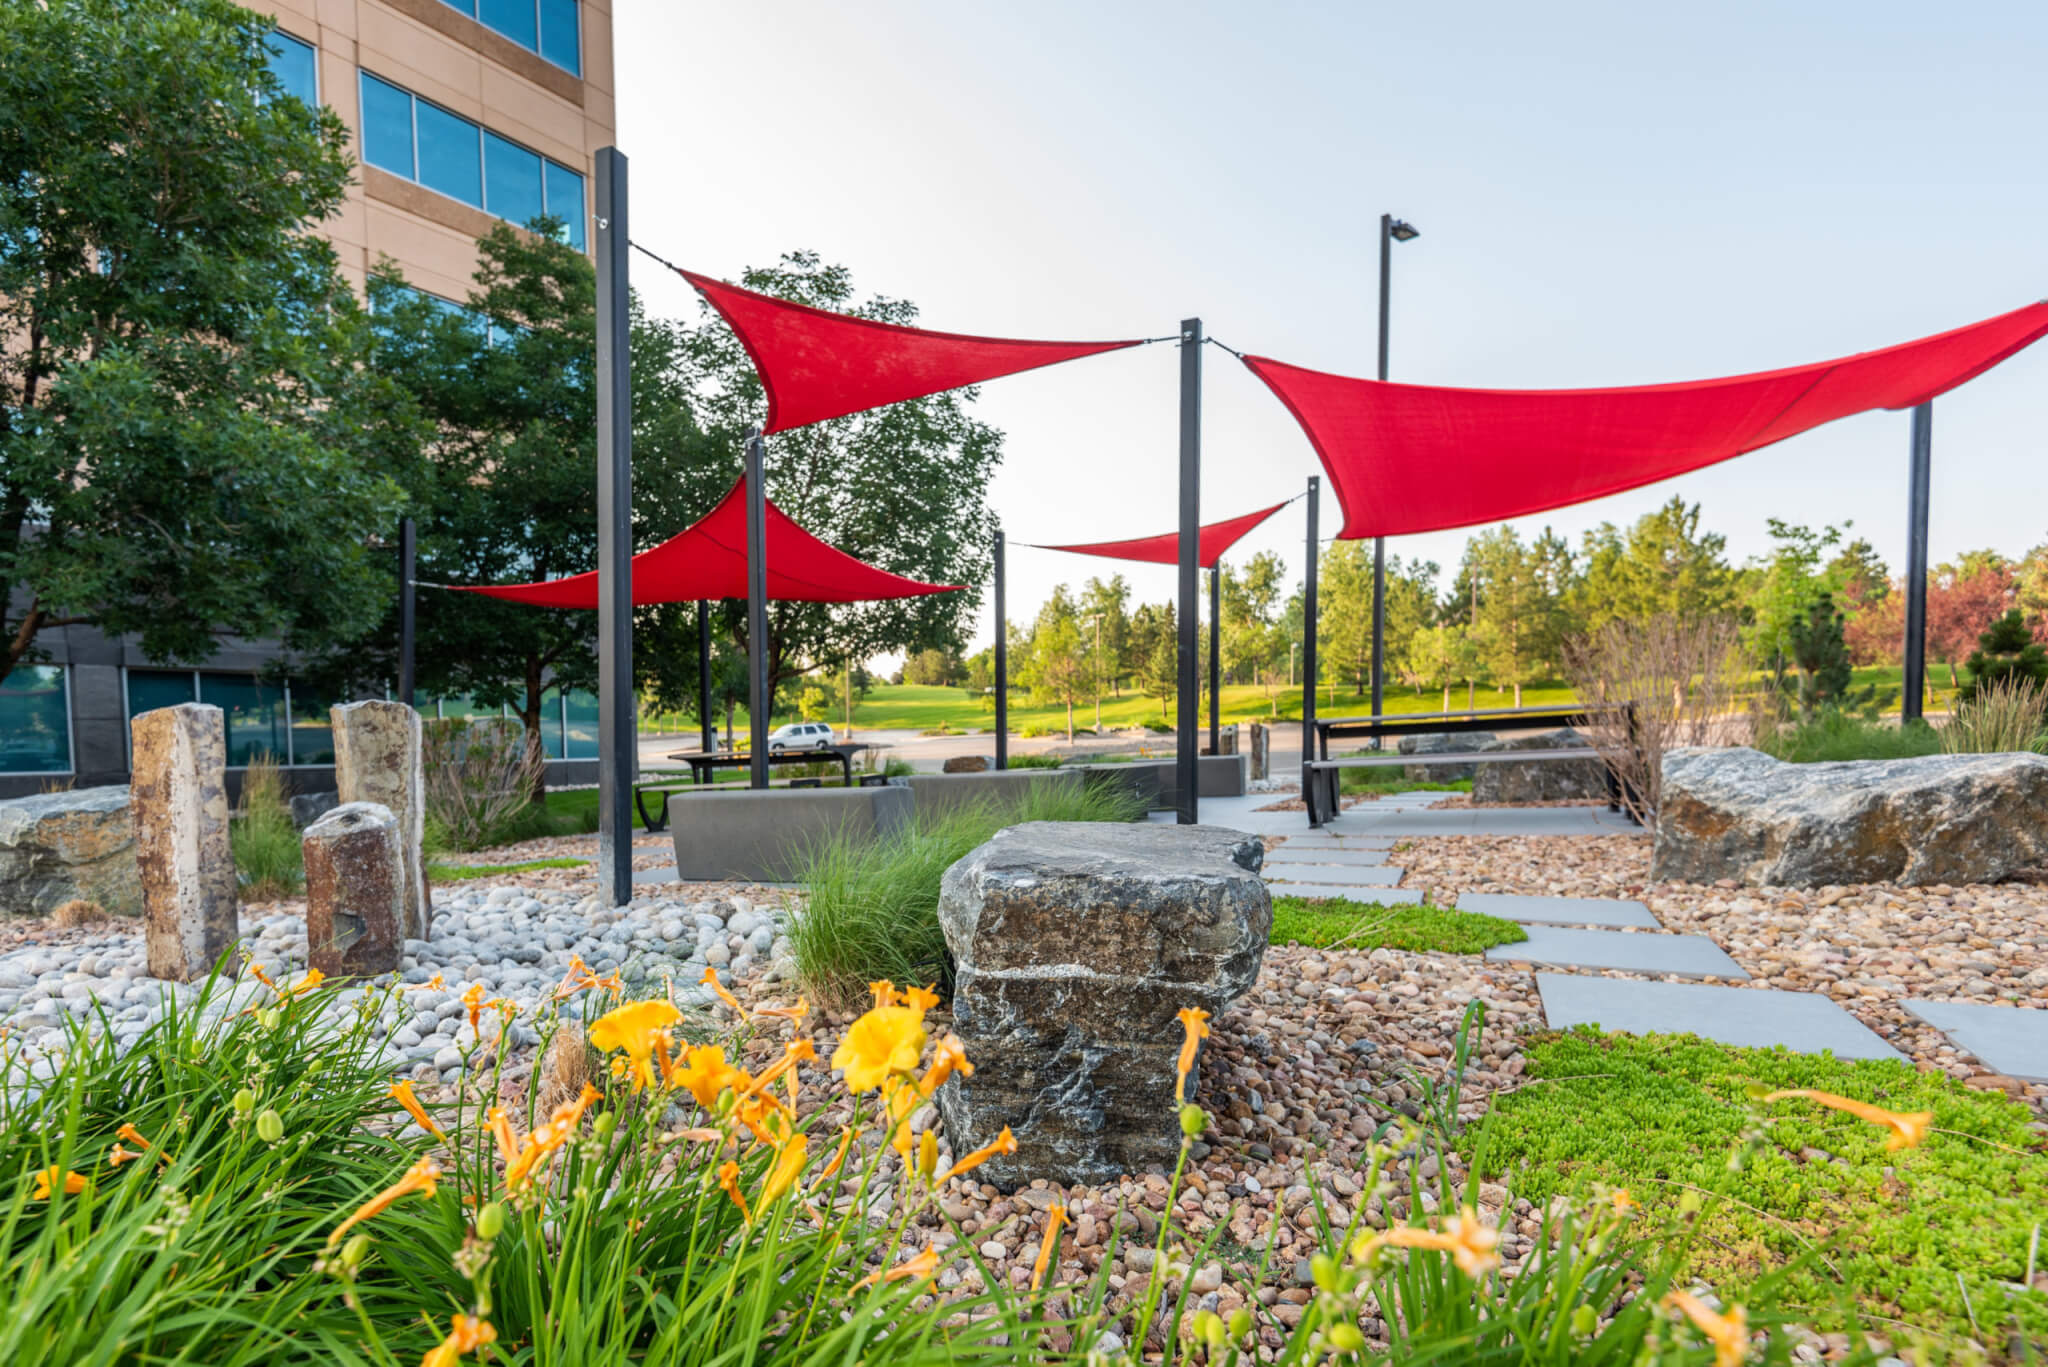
1028 501 1292 570
680 269 1143 434
445 478 961 608
1244 301 2048 540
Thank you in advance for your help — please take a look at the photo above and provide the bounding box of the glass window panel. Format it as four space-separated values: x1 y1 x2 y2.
536 692 565 759
538 0 580 73
478 0 538 50
415 101 481 207
359 74 416 178
263 32 319 106
0 666 70 773
543 160 585 250
438 696 501 723
198 674 288 767
562 689 598 759
288 684 336 766
126 670 197 719
483 133 545 230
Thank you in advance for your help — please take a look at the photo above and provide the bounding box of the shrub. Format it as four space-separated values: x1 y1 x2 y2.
1752 710 1940 763
230 753 302 901
1959 608 2048 702
1005 753 1063 769
787 781 1144 1005
421 717 544 851
1940 675 2048 754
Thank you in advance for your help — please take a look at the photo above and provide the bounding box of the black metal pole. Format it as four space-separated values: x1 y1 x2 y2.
1902 402 1933 724
696 599 715 754
397 516 416 708
593 147 633 907
993 528 1008 770
1177 317 1202 825
1371 213 1391 732
1208 563 1222 754
745 428 771 789
1303 476 1320 766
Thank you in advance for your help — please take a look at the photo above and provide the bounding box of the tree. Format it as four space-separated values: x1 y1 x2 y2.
1741 519 1848 663
1960 610 2048 702
1466 527 1564 707
1018 585 1089 740
902 647 964 687
1 0 416 677
1779 593 1855 721
797 686 829 723
1080 576 1131 697
1404 623 1480 713
1571 498 1736 629
1134 602 1178 723
1316 542 1375 694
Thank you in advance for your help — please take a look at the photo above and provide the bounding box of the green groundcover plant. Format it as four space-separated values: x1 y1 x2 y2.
1269 896 1526 956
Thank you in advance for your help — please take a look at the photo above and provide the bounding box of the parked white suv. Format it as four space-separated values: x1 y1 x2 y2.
768 721 837 753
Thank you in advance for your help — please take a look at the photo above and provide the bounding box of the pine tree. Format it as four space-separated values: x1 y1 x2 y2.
1959 609 2048 702
1782 593 1854 721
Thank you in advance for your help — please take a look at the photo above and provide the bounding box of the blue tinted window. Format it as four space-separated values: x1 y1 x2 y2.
288 685 336 765
563 690 597 758
359 73 416 177
544 159 585 249
198 674 288 767
479 0 538 50
484 133 545 229
0 666 70 773
126 670 197 718
415 101 482 207
538 0 581 74
263 31 319 106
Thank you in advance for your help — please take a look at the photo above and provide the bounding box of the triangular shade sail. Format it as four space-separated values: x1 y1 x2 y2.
446 478 962 608
1243 300 2048 540
1028 502 1291 570
680 269 1142 434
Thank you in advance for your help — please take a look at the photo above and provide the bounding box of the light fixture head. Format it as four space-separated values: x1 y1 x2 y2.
1388 219 1420 243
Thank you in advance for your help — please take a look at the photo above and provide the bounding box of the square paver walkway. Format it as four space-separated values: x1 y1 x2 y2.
1537 974 1904 1062
1454 892 1659 929
1488 926 1747 979
1265 865 1404 887
1264 884 1424 905
1904 999 2048 1081
1274 835 1398 850
1264 848 1391 869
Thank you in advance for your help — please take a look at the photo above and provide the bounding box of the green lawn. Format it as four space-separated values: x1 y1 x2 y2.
1269 894 1526 954
427 856 589 882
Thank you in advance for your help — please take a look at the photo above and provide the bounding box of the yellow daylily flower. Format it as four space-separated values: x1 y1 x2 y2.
552 955 598 1001
588 1000 684 1093
1355 1207 1500 1278
326 1158 440 1246
1664 1290 1749 1367
420 1313 497 1367
740 1038 818 1101
1761 1089 1932 1151
734 1093 793 1147
1175 1007 1211 1104
677 1043 750 1111
938 1126 1016 1184
855 1246 939 1289
869 980 901 1010
832 1005 927 1093
759 1132 809 1210
901 983 941 1014
286 968 325 997
389 1080 445 1139
1031 1203 1069 1291
414 973 447 993
31 1167 88 1199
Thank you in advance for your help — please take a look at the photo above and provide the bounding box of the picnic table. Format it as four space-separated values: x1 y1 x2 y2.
634 743 873 832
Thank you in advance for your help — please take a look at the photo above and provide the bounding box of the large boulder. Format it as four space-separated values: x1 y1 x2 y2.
0 786 143 917
1399 732 1494 782
1654 746 2048 888
1472 728 1608 803
936 821 1270 1187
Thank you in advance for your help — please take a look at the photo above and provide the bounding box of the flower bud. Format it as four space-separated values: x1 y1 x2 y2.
256 1108 284 1143
1327 1323 1366 1355
340 1233 372 1271
917 1129 939 1182
477 1201 506 1240
1179 1104 1207 1138
255 1007 281 1030
1570 1303 1598 1336
1227 1308 1254 1341
232 1088 256 1114
1192 1310 1225 1347
593 1111 617 1140
1310 1252 1340 1292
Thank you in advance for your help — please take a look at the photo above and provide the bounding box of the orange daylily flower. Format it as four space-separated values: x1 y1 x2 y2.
918 1034 973 1095
938 1126 1016 1184
759 1132 809 1210
31 1167 88 1199
1031 1204 1069 1290
552 956 599 1000
485 1107 519 1166
869 980 901 1010
1175 1007 1210 1104
754 998 810 1024
389 1080 445 1139
505 1084 600 1193
901 983 941 1014
677 1043 750 1111
1355 1208 1501 1278
1664 1290 1749 1367
1611 1188 1638 1216
855 1246 939 1289
286 968 325 997
701 966 748 1020
421 1313 497 1367
741 1039 818 1100
245 959 278 992
812 1126 855 1189
107 1144 141 1168
588 1000 684 1093
115 1121 171 1166
462 983 487 1032
1761 1089 1932 1151
717 1160 749 1222
669 1127 724 1144
831 1004 927 1093
326 1158 441 1246
414 973 447 993
735 1093 794 1147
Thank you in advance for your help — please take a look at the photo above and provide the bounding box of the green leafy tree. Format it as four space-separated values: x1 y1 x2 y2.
1018 585 1089 740
1571 498 1736 629
1 0 416 676
1134 602 1179 723
1466 526 1564 707
1080 575 1131 698
1960 610 2048 702
797 686 829 723
901 647 964 687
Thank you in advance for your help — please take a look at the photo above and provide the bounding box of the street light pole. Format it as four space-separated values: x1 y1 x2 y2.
1372 214 1418 734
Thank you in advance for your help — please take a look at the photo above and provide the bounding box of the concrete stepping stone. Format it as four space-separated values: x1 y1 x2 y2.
1904 999 2048 1082
1536 974 1904 1062
1265 865 1404 887
633 865 682 885
1265 884 1424 906
1454 892 1659 929
1264 848 1390 869
1487 926 1747 979
1276 835 1397 850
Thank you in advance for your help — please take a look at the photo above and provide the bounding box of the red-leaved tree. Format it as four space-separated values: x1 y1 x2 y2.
1846 561 2015 687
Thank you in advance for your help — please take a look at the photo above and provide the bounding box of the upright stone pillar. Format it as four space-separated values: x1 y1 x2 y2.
1248 723 1270 782
332 701 429 939
130 704 236 981
303 802 404 979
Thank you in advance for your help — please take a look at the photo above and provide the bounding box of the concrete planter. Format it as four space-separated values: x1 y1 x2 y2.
887 768 1080 818
669 785 914 883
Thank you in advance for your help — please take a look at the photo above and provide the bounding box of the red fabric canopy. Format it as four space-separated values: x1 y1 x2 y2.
1244 301 2048 540
680 269 1142 434
446 478 961 607
1028 501 1291 570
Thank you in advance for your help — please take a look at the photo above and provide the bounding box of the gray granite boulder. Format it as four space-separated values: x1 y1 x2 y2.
1655 746 2048 888
935 821 1270 1187
0 786 143 917
1400 732 1494 782
1472 729 1608 803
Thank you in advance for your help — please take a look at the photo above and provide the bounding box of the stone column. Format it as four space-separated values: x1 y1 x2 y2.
1248 723 1269 782
130 704 236 981
303 802 404 979
332 701 430 939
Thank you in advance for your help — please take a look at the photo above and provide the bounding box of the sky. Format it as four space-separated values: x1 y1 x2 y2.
616 0 2047 661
